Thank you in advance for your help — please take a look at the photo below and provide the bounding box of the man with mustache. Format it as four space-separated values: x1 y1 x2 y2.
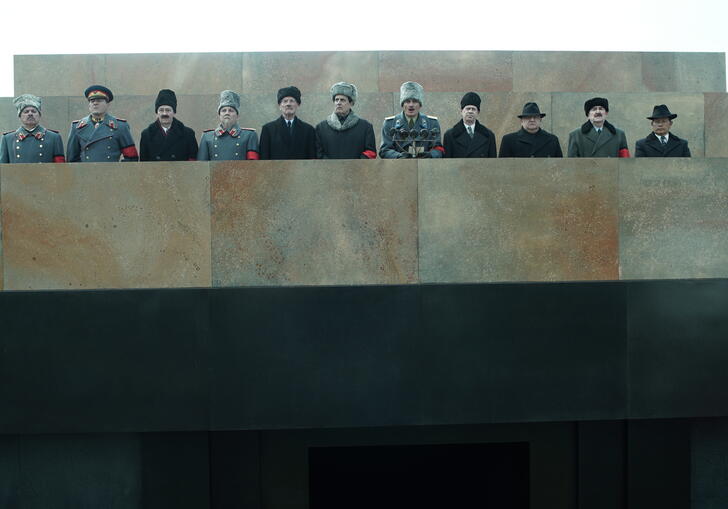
443 92 496 158
567 97 629 158
315 82 376 159
66 85 138 162
259 86 316 160
380 81 444 159
139 89 198 161
197 90 259 161
498 102 562 158
1 93 65 163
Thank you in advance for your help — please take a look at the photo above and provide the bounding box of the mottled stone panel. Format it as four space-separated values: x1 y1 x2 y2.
513 52 643 92
14 55 106 97
1 162 212 290
242 52 379 94
619 158 728 279
551 92 704 157
106 53 243 95
419 158 619 283
642 52 726 93
379 52 513 93
705 93 728 157
211 159 418 286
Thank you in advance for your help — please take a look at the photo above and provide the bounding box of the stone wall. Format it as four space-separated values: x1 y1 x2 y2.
1 52 725 157
2 158 728 291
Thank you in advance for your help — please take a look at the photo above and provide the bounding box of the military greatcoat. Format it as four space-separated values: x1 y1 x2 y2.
567 120 629 158
379 112 444 158
197 124 259 161
66 114 138 162
0 126 65 163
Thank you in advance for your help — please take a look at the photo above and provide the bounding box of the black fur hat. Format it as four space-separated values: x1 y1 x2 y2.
278 86 302 104
460 92 481 111
155 89 177 113
584 97 609 116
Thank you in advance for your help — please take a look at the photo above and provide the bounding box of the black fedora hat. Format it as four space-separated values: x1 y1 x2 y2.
647 104 677 120
517 102 546 118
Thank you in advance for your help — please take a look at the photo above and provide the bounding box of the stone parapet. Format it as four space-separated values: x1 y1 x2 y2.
2 158 727 290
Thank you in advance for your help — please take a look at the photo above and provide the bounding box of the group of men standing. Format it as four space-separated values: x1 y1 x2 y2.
1 81 691 164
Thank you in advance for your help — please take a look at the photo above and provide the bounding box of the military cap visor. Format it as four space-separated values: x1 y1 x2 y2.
84 85 113 102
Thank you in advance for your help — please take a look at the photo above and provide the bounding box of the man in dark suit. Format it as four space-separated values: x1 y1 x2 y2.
259 86 316 159
498 102 562 158
634 104 691 157
139 89 198 161
442 92 496 158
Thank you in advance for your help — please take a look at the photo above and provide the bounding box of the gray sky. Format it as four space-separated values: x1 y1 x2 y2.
1 0 726 97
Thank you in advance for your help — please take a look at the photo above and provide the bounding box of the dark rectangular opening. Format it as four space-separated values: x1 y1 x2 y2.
309 441 529 509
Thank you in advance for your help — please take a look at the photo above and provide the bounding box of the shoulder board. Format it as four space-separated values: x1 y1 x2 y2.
3 130 14 135
385 115 395 120
427 115 439 120
241 127 256 131
47 129 60 133
203 129 214 133
116 118 127 122
72 119 82 124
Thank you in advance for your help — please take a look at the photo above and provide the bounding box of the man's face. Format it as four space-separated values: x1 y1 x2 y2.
651 118 672 136
333 95 352 116
279 97 299 118
588 106 607 127
218 106 239 128
461 105 478 125
520 115 542 134
20 106 40 129
403 99 421 118
88 98 109 117
157 105 175 128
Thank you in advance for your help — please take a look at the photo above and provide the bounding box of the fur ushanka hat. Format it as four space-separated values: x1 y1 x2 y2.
400 81 424 106
218 90 240 113
13 94 42 116
330 82 358 105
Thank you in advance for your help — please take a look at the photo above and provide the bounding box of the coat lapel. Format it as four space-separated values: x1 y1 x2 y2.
591 128 613 156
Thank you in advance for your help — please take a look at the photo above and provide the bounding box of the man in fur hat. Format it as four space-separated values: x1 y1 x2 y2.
67 85 138 162
259 86 316 159
567 97 629 158
139 89 198 161
498 102 562 158
197 90 259 161
443 92 496 158
315 82 376 159
1 94 65 163
380 82 444 159
635 104 690 157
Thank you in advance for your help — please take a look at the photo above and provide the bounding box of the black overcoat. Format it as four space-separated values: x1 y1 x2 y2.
442 120 496 158
259 116 317 160
139 118 198 161
498 128 563 158
634 132 691 157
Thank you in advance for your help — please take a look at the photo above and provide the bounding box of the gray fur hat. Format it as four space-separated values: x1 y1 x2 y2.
331 82 358 105
13 94 42 116
218 90 240 113
400 81 424 106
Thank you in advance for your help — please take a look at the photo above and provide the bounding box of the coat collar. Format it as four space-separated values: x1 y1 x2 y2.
215 123 241 137
77 114 118 130
392 112 435 130
326 112 360 131
451 119 488 137
16 125 46 140
580 119 616 135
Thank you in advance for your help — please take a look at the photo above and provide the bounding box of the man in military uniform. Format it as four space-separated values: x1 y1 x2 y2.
197 90 259 161
498 102 562 158
1 94 65 163
139 89 198 161
379 81 444 158
634 104 691 158
66 85 138 162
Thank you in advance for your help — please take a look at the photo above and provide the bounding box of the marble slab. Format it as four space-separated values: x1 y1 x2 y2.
513 52 643 92
419 158 620 283
619 158 728 279
378 51 513 93
1 162 211 290
14 55 106 97
642 52 726 93
242 52 379 95
211 159 418 286
704 93 728 157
